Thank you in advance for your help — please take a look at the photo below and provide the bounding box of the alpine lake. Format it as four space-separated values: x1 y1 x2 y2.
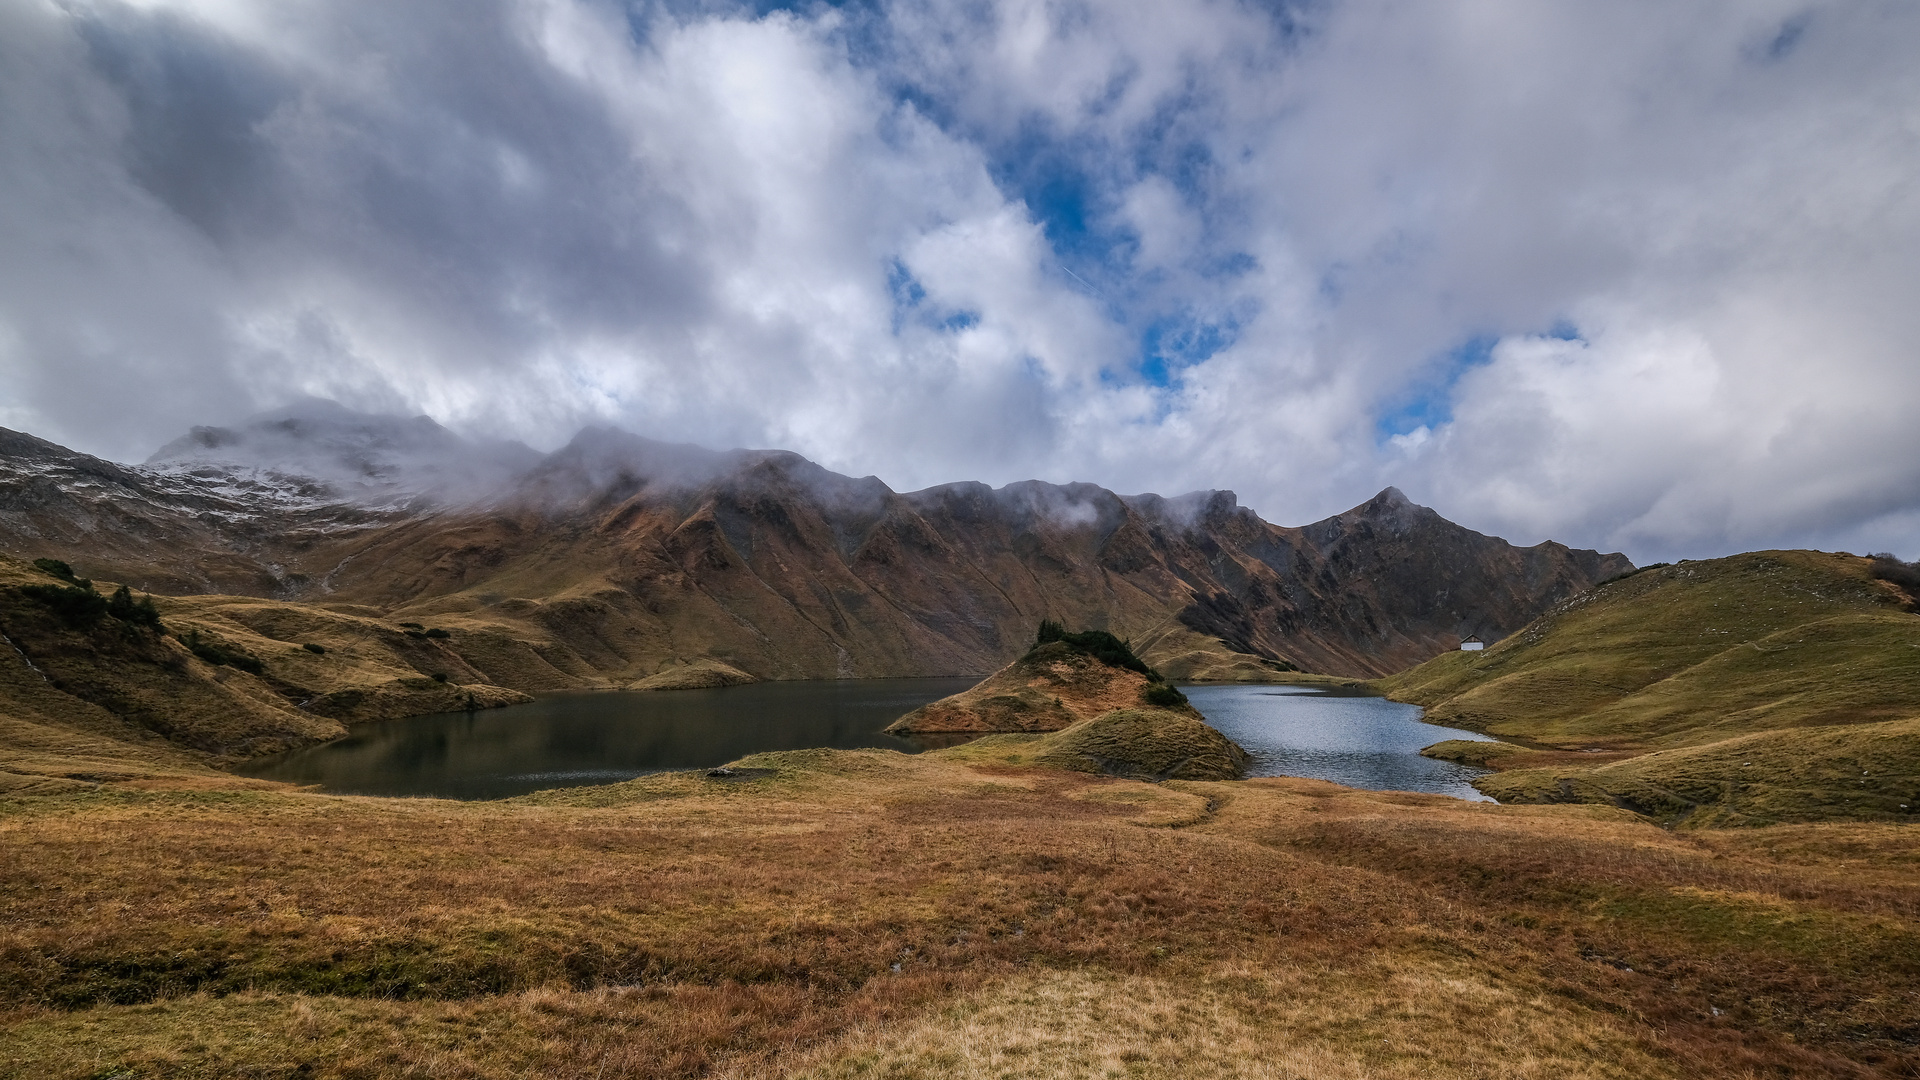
236 678 1500 801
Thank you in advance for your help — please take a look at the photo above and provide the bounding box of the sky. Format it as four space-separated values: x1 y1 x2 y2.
1 0 1917 563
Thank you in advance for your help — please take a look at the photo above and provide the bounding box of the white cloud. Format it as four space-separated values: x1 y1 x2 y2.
0 0 1917 559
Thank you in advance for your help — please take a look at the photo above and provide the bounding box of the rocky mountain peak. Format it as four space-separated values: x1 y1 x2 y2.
0 405 1635 679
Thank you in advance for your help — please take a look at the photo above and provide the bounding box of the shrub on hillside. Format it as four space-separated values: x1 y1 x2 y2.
1142 682 1188 707
181 629 266 675
19 564 163 635
303 642 327 655
1869 554 1920 596
20 582 107 629
1597 563 1669 588
31 558 80 583
1033 620 1161 680
105 585 163 631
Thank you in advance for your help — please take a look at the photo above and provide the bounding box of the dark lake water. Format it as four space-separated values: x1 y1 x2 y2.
235 678 977 800
1182 684 1499 801
236 678 1499 801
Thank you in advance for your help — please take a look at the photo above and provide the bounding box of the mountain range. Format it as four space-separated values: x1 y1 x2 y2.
0 404 1632 683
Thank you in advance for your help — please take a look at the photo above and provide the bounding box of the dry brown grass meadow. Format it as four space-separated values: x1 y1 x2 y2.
4 745 1917 1079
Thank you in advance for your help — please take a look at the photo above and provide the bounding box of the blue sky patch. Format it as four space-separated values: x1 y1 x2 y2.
1137 314 1238 388
1374 323 1585 442
1374 334 1498 441
886 258 981 335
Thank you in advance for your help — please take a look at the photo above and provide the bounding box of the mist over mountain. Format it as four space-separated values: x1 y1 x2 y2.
0 406 1629 679
146 398 542 507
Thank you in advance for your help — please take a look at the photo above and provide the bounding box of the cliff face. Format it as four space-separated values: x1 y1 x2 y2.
0 421 1632 682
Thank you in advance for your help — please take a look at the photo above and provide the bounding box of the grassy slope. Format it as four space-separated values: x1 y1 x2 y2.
1133 623 1308 683
936 706 1250 782
3 749 1918 1078
1375 550 1920 824
1483 716 1920 827
0 556 530 783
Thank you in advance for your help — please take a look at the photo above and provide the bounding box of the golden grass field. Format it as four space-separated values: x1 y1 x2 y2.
3 745 1918 1078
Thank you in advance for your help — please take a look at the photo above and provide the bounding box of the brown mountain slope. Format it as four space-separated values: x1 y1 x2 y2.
0 421 1632 681
0 426 407 596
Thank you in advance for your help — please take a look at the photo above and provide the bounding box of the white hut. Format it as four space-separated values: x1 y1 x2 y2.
1459 635 1485 651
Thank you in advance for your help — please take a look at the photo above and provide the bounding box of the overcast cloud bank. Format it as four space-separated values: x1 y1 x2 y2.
2 0 1916 562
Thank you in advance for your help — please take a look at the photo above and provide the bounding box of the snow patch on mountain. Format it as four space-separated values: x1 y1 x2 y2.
146 399 541 509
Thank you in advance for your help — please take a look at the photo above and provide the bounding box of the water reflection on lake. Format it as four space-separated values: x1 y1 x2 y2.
235 678 977 800
236 677 1499 802
1182 684 1499 801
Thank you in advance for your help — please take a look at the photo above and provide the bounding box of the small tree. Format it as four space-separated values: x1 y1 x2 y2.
20 581 106 629
1870 553 1920 594
31 558 76 582
1030 622 1162 681
1142 683 1188 707
105 585 163 631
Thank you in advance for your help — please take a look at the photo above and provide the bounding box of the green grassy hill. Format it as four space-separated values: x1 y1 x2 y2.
1375 550 1920 824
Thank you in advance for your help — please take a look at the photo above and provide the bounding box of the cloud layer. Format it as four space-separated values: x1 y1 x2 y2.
2 0 1916 561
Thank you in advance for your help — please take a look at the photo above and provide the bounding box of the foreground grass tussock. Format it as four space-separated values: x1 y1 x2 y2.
3 748 1918 1078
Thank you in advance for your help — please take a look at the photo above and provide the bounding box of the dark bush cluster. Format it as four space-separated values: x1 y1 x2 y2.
1870 553 1920 592
1597 563 1669 588
20 561 163 634
1142 682 1189 707
303 642 327 655
180 629 265 675
32 558 82 584
105 585 162 630
1034 619 1161 680
19 582 108 629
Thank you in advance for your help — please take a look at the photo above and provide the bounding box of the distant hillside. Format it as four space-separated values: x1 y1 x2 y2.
0 411 1632 682
0 555 527 791
1378 550 1920 824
